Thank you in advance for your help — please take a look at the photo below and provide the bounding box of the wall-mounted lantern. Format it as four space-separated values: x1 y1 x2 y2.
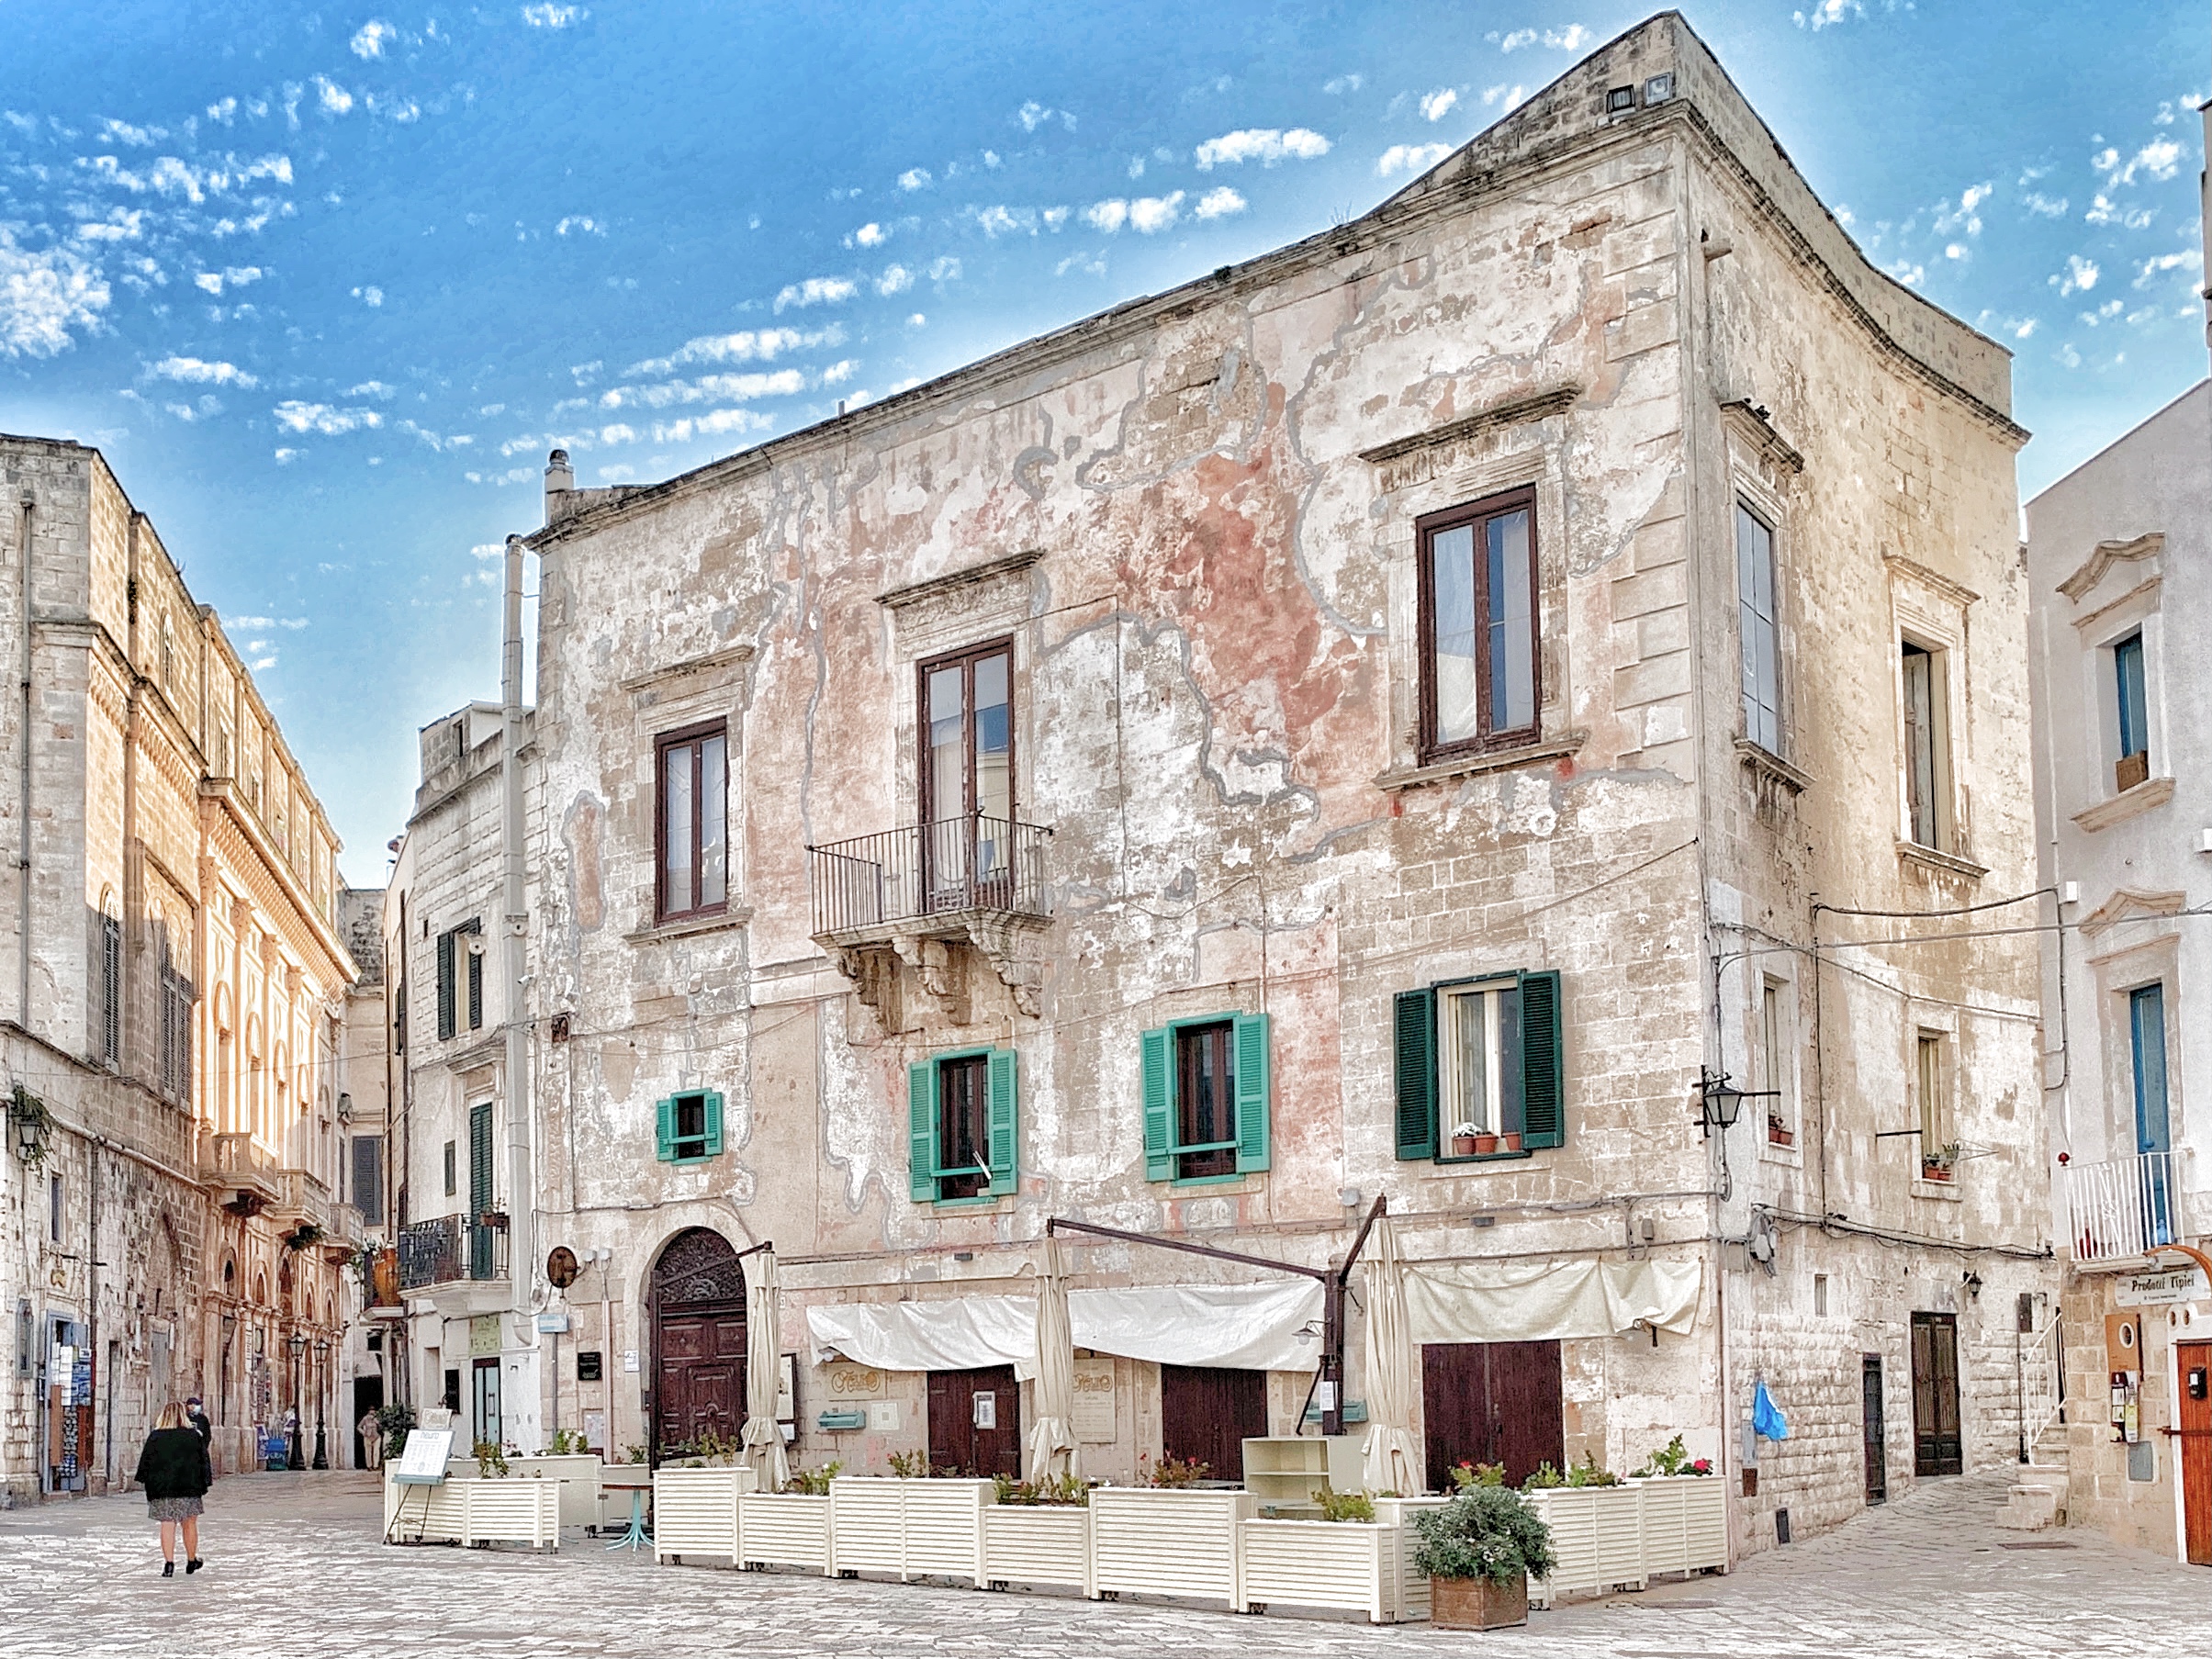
8 1086 51 1166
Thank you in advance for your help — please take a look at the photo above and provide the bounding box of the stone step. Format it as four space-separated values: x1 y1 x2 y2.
1994 1468 2069 1531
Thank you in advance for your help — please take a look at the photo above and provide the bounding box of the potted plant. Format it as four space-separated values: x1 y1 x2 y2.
1922 1141 1959 1183
1499 1129 1523 1152
1768 1113 1793 1148
1451 1122 1481 1157
1411 1484 1555 1631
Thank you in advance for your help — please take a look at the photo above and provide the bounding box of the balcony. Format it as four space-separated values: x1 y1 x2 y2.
199 1132 283 1216
2064 1149 2195 1266
807 813 1051 1020
269 1169 331 1236
396 1213 511 1316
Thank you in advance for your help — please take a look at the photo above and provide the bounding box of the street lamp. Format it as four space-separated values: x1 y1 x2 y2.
311 1339 331 1470
285 1334 309 1470
1696 1069 1778 1138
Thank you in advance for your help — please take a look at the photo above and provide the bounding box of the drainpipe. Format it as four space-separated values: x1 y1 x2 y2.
17 492 34 1031
501 536 533 1341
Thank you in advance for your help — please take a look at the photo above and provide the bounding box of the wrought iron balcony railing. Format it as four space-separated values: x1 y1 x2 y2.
397 1213 507 1291
807 813 1050 937
2065 1149 2191 1264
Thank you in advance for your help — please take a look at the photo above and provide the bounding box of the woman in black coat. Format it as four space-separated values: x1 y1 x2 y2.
135 1401 213 1576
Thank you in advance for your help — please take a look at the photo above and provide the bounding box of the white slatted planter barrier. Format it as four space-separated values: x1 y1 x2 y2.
1236 1519 1396 1623
1089 1487 1254 1608
653 1465 759 1565
899 1479 996 1583
1523 1484 1646 1606
458 1479 563 1550
980 1505 1094 1596
736 1492 835 1574
384 1472 466 1543
1375 1496 1449 1622
1630 1476 1727 1577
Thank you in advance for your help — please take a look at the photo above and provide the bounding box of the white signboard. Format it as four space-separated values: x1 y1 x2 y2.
867 1401 900 1432
391 1428 455 1485
2116 1265 2209 1307
1072 1360 1116 1441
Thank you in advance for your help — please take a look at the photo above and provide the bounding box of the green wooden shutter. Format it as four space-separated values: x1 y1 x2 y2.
655 1096 676 1162
468 1101 494 1215
1519 969 1565 1149
908 1061 938 1202
702 1092 725 1157
1393 988 1438 1160
466 940 483 1030
1232 1012 1272 1173
986 1048 1017 1196
1140 1026 1173 1181
436 931 456 1040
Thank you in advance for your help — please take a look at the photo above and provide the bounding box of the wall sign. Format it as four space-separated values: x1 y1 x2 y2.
469 1315 500 1357
1072 1360 1116 1441
577 1350 603 1382
824 1362 887 1402
2117 1265 2209 1307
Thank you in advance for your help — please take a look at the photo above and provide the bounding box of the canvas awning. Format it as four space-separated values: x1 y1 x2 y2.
1402 1257 1702 1345
806 1278 1324 1380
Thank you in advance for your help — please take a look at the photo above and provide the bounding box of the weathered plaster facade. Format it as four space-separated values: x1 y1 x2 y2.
0 436 359 1502
388 15 2050 1557
2027 380 2212 1559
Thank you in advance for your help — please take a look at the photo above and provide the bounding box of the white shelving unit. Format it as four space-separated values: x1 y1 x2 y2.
1241 1435 1368 1515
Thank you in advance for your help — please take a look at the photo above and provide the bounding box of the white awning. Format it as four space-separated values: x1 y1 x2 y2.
1402 1258 1702 1345
806 1278 1325 1379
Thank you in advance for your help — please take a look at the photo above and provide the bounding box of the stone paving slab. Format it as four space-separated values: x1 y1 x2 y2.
1 1468 2205 1657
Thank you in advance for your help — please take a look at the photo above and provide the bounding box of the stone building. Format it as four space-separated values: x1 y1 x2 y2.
336 884 396 1463
0 435 358 1501
2027 380 2212 1563
395 14 2054 1555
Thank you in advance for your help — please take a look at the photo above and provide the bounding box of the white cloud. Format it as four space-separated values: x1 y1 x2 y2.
555 216 604 236
1494 24 1591 51
1195 128 1331 169
194 272 224 295
2051 253 2099 296
351 19 398 58
598 369 807 409
522 4 585 27
352 285 385 306
1481 84 1527 110
898 166 932 191
1793 0 1862 28
314 77 354 117
907 312 926 327
2021 192 2069 219
1323 73 1364 95
98 118 166 147
2097 136 2184 187
228 614 309 631
773 275 857 312
598 423 635 444
73 207 145 242
1017 100 1075 132
2084 193 2155 230
651 408 773 444
345 379 396 398
875 263 913 296
928 256 961 282
973 205 1037 238
1944 242 1968 262
852 222 886 248
152 354 256 387
0 228 111 357
274 448 299 464
2134 248 2202 288
1042 206 1069 230
193 263 264 296
1084 194 1184 234
1884 258 1925 287
1376 142 1451 177
822 358 859 386
1195 186 1246 221
625 326 831 376
272 400 385 434
1084 199 1128 234
1420 88 1458 122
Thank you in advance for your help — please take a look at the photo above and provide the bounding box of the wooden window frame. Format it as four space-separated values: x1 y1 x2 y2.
908 1048 1018 1205
1736 499 1783 757
654 722 729 925
916 637 1017 827
1414 488 1542 764
936 1053 993 1200
1393 970 1565 1162
1141 1013 1272 1185
656 1090 724 1165
1174 1020 1239 1182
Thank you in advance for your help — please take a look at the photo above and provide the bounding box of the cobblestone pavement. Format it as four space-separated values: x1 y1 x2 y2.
1 1468 2205 1657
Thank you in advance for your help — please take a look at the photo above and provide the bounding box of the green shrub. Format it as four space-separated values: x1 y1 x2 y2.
1448 1460 1506 1491
781 1460 842 1496
1521 1461 1564 1490
1564 1451 1620 1487
374 1403 417 1462
1411 1485 1555 1585
472 1440 509 1479
992 1472 1091 1507
1315 1487 1376 1523
886 1450 931 1478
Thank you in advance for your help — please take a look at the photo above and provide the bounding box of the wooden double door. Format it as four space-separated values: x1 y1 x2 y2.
1160 1364 1270 1483
928 1363 1022 1478
1910 1313 1962 1477
655 1303 747 1455
1422 1340 1565 1492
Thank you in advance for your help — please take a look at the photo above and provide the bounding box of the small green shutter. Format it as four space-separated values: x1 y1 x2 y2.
655 1096 676 1162
908 1061 938 1202
1519 969 1565 1149
702 1092 725 1157
1231 1012 1272 1173
1394 988 1438 1160
986 1048 1018 1196
436 931 457 1040
1140 1026 1173 1181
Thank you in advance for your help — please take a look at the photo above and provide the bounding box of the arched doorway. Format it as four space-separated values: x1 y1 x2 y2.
649 1227 747 1462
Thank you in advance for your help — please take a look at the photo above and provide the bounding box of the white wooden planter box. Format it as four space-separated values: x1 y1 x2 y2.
1631 1475 1727 1576
1375 1496 1449 1622
458 1479 563 1549
654 1465 759 1565
384 1474 466 1543
980 1505 1094 1596
1237 1519 1396 1623
826 1477 995 1583
1524 1484 1645 1606
440 1454 606 1530
1090 1487 1254 1607
736 1492 834 1574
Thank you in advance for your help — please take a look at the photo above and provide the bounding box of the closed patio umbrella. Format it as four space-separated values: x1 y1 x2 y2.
1027 1234 1077 1481
1360 1215 1423 1494
741 1247 791 1491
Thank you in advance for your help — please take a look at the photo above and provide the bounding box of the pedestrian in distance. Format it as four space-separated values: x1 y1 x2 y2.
135 1401 213 1577
357 1407 385 1472
185 1396 212 1448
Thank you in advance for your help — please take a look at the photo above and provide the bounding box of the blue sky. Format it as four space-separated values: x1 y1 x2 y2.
1 1 2204 880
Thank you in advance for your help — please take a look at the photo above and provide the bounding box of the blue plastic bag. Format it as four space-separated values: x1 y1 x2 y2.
1752 1379 1790 1440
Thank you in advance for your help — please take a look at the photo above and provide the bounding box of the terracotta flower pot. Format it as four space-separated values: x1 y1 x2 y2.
1451 1135 1478 1156
1473 1133 1499 1155
1500 1132 1523 1152
1432 1573 1529 1630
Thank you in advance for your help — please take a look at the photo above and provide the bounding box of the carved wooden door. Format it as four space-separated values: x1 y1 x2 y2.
649 1228 747 1462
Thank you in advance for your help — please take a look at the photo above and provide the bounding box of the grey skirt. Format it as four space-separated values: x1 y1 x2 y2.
149 1496 204 1521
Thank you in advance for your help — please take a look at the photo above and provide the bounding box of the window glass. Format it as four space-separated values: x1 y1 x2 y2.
1420 494 1538 757
1902 644 1943 848
1431 523 1478 743
1915 1033 1945 1152
657 729 728 921
1441 981 1523 1137
2115 633 2148 761
662 743 694 906
1736 505 1780 753
938 1055 990 1199
672 1093 709 1160
2130 984 2170 1155
700 734 727 908
1762 981 1788 1131
1176 1021 1236 1180
1488 510 1535 732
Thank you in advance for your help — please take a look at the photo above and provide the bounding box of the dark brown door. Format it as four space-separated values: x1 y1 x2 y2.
2179 1340 2212 1566
1911 1313 1962 1476
1159 1364 1269 1482
928 1364 1021 1477
655 1306 747 1454
1422 1340 1565 1491
1862 1353 1887 1504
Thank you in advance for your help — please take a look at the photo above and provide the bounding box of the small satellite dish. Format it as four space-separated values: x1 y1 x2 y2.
546 1246 580 1289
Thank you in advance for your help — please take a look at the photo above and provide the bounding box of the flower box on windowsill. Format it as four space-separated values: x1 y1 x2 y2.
1768 1124 1794 1148
1434 1147 1534 1166
1920 1161 1954 1183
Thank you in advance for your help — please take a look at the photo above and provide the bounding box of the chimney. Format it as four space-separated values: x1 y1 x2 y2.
544 447 575 523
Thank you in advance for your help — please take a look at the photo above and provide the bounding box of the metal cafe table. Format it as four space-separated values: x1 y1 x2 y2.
601 1467 655 1552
